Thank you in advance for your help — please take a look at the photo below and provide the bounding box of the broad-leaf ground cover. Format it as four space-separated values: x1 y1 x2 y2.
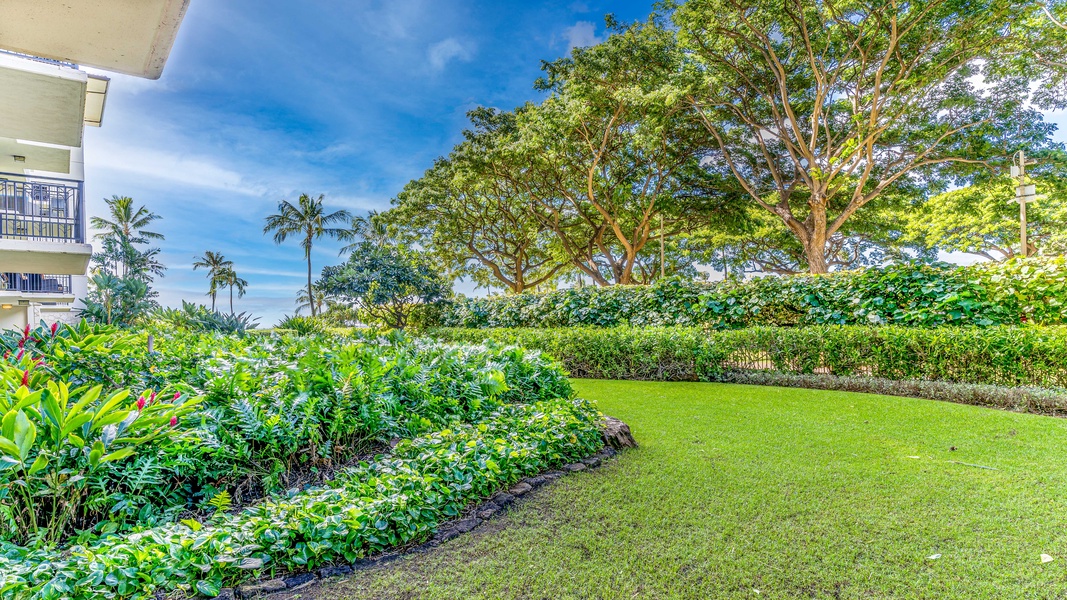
0 325 602 599
313 379 1067 599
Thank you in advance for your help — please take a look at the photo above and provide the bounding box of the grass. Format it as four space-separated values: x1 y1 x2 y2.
301 380 1067 599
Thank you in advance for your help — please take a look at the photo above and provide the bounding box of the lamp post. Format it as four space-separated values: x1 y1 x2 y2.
1010 150 1037 258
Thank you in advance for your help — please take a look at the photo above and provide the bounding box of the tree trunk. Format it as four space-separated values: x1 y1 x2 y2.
210 292 216 312
230 286 234 315
805 242 829 274
307 252 316 317
804 200 830 275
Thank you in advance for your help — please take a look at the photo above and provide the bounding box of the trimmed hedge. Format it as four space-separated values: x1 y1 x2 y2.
429 326 1067 391
426 257 1067 330
0 398 603 600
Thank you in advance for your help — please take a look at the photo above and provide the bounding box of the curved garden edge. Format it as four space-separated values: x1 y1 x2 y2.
195 417 637 600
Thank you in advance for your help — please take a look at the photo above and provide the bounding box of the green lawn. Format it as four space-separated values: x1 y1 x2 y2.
306 380 1067 599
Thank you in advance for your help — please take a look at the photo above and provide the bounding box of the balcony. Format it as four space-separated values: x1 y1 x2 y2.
0 176 83 242
1 273 72 295
0 175 91 275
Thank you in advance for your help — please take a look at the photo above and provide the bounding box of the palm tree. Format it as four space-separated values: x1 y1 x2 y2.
219 267 248 315
90 195 164 277
192 251 233 311
295 282 326 316
263 193 351 316
91 195 164 242
339 210 391 254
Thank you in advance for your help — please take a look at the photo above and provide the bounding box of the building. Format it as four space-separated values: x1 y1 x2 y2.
0 0 190 330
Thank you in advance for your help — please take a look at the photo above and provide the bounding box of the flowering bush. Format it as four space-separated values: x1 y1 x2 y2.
0 354 201 546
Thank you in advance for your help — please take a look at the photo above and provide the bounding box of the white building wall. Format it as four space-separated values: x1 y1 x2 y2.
0 305 32 332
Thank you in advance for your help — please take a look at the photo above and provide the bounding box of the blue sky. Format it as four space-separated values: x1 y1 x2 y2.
82 0 655 324
82 1 1067 325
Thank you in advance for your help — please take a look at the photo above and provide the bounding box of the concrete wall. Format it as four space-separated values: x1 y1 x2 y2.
0 304 32 332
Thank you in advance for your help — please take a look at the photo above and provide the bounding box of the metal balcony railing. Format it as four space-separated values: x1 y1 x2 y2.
0 176 84 243
0 273 73 295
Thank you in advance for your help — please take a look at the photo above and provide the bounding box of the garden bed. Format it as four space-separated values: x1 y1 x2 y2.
0 324 608 599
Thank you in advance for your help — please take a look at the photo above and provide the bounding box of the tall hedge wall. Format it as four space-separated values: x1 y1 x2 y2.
425 257 1067 329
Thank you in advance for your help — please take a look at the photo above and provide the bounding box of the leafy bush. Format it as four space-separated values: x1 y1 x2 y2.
152 302 259 336
0 323 583 548
430 325 1067 391
0 361 201 546
0 397 602 600
428 257 1067 330
274 314 330 335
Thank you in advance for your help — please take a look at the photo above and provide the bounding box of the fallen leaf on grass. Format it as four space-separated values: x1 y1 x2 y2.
1041 554 1054 563
927 554 941 560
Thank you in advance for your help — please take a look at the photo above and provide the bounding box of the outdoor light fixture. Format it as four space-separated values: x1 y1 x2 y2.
1 305 12 310
12 155 25 162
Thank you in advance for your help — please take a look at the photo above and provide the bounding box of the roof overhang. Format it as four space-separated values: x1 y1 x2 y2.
0 56 87 147
0 0 190 79
0 55 110 150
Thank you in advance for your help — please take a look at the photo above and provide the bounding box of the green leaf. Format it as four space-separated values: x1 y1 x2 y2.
0 436 22 459
195 580 221 597
92 389 130 422
27 454 48 476
11 411 35 461
98 448 135 464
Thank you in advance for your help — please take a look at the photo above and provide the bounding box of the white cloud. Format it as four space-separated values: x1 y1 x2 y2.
89 139 266 196
427 37 474 71
562 21 602 50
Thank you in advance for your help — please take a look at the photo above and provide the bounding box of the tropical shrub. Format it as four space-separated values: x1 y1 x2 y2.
274 314 330 335
152 302 259 336
0 350 201 545
0 323 587 549
430 325 1067 391
0 397 602 600
427 257 1067 330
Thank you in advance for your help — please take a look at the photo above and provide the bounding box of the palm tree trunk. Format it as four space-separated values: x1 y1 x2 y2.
307 252 315 317
210 291 216 312
230 285 234 315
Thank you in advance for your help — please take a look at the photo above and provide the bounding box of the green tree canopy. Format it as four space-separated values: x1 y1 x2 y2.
385 108 566 293
904 152 1067 259
318 242 450 329
508 18 743 285
669 0 1065 273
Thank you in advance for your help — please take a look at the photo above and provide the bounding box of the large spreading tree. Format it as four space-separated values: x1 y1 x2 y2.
319 242 449 329
510 19 743 285
385 108 566 293
670 0 1065 273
